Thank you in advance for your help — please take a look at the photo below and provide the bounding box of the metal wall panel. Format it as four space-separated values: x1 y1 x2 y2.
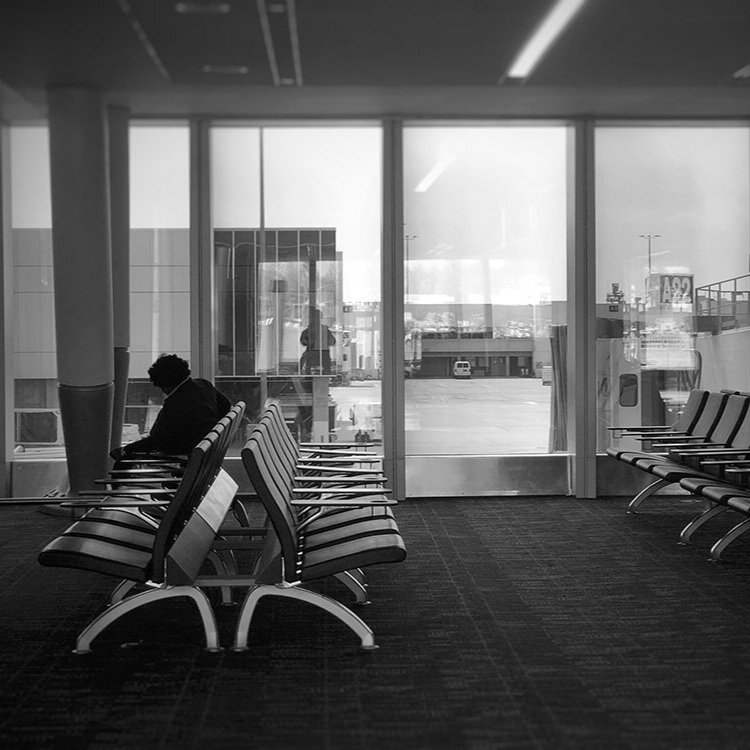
406 454 571 497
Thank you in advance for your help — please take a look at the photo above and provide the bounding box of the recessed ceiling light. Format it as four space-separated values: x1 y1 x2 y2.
175 2 232 15
202 64 249 75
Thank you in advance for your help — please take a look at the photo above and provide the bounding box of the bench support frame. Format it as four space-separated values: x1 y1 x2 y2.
73 585 221 654
232 583 377 652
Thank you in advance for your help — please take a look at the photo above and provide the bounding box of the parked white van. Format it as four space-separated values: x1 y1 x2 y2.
452 360 472 378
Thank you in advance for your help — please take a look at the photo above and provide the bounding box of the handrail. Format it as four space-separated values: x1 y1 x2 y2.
694 273 750 333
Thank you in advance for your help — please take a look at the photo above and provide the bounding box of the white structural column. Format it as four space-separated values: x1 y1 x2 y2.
108 106 130 453
48 88 114 494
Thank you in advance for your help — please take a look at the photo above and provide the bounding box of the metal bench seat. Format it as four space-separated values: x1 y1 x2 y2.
233 417 406 651
38 426 239 653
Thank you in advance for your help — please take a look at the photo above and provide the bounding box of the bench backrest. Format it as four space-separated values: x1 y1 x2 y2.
726 403 750 450
242 422 300 580
705 394 750 446
676 389 710 433
149 401 245 582
688 391 729 439
263 401 301 471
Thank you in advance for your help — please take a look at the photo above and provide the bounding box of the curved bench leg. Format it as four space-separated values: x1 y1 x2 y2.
679 504 727 545
347 568 367 587
627 479 669 513
109 579 139 605
232 584 377 652
74 585 221 654
333 570 370 604
232 498 250 527
710 517 750 561
206 550 236 605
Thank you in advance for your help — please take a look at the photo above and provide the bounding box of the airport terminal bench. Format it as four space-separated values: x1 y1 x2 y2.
38 426 239 653
234 408 405 650
37 400 405 653
606 389 750 560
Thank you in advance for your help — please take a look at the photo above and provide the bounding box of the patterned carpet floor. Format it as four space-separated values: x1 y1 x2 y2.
2 495 750 749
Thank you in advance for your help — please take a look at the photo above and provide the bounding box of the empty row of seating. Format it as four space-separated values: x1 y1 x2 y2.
607 388 750 560
236 401 405 650
38 400 406 653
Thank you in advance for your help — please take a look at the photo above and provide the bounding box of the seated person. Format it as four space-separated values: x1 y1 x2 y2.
111 354 231 460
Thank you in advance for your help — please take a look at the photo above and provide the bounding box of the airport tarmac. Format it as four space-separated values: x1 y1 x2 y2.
331 376 552 454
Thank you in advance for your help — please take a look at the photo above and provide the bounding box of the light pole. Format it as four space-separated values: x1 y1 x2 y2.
639 233 661 276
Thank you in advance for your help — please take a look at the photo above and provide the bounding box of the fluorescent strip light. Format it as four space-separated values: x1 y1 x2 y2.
506 0 586 80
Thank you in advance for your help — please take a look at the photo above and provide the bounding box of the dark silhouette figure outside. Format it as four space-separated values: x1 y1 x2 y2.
300 308 336 375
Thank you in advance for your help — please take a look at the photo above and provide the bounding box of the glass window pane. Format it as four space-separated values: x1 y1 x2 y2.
403 125 568 455
127 124 190 437
596 125 750 452
211 125 382 447
10 126 60 455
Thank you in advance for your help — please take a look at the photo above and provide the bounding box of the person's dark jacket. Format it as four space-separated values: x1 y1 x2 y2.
123 377 231 456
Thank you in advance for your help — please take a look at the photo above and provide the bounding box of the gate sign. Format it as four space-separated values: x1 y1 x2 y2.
647 274 693 306
659 274 693 305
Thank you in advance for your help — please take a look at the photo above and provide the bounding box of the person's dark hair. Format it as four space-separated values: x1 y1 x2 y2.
148 354 190 390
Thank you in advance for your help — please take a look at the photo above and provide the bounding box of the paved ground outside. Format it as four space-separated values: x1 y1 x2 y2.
15 377 553 464
331 376 552 454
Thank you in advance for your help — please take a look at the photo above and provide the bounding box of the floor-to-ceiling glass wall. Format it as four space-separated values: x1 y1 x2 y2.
8 126 62 494
126 123 191 446
210 124 382 450
402 124 570 496
596 124 750 456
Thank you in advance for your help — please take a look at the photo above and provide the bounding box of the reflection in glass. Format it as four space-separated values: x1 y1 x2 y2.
596 126 750 452
210 126 382 445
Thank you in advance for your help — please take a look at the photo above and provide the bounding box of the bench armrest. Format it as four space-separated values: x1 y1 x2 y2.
297 456 381 464
291 495 396 507
292 487 391 496
94 477 181 486
300 447 379 456
77 488 175 496
669 445 731 456
296 464 383 475
651 437 709 447
607 425 674 432
294 475 387 485
59 498 170 508
302 441 375 449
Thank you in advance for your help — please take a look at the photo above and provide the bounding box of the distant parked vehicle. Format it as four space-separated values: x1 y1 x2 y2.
452 360 472 378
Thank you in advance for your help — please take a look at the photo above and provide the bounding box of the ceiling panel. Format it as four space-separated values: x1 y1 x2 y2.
295 0 547 86
533 0 750 87
1 0 750 119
